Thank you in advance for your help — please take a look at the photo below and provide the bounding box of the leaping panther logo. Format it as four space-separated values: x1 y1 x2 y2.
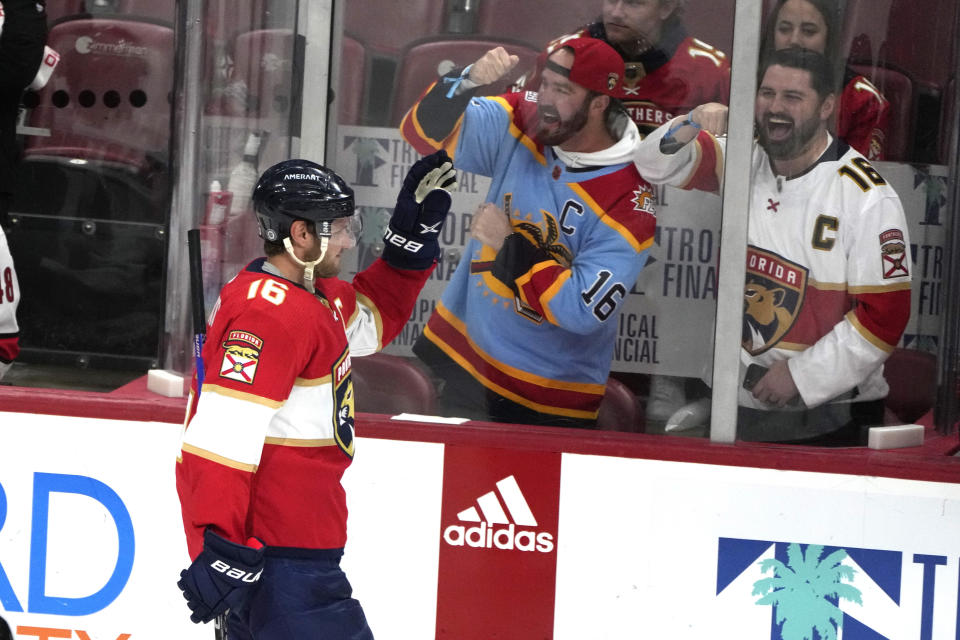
742 248 808 355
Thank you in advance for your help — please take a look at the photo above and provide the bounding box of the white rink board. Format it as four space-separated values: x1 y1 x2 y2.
341 436 445 639
553 454 960 640
0 413 207 640
2 411 958 639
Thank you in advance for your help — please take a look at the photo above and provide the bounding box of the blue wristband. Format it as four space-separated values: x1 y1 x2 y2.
443 64 474 98
664 113 702 140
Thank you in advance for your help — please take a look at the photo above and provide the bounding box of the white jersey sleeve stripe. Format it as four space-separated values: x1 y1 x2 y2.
182 391 275 467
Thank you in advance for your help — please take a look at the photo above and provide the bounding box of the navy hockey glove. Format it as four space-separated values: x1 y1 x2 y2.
382 149 457 270
178 529 265 624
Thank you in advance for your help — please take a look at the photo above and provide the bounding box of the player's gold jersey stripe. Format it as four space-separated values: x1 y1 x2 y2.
181 443 258 472
294 374 332 387
200 383 284 408
264 437 338 447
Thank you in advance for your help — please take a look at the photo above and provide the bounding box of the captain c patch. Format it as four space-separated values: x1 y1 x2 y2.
219 330 263 384
879 229 909 279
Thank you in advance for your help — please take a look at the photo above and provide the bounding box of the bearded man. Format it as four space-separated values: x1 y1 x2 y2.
634 48 911 444
400 37 657 428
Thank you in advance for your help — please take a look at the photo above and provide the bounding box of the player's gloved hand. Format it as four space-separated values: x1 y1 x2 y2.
382 149 457 270
177 529 265 624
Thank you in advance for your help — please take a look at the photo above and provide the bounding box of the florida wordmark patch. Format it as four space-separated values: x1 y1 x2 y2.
219 330 263 384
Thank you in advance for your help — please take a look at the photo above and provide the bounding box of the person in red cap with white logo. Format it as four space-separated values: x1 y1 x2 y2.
516 0 730 138
400 37 658 429
510 1 733 430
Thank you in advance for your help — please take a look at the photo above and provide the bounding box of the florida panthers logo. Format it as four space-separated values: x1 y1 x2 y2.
742 248 808 355
331 348 356 458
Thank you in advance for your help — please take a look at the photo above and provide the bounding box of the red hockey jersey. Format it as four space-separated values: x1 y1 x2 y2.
177 257 431 559
838 71 890 161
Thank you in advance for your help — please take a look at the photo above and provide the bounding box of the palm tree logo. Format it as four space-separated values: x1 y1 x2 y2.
752 543 863 640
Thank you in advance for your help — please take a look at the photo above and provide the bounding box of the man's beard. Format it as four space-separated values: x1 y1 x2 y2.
535 97 591 146
307 243 341 280
757 111 821 161
604 24 654 57
313 254 340 280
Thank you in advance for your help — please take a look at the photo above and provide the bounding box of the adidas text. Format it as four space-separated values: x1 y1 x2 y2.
443 522 554 553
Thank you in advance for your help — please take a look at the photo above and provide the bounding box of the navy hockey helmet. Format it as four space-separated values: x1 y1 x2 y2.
252 159 355 243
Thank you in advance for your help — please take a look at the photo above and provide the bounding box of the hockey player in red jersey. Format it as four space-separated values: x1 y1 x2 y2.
176 152 455 638
516 0 731 136
763 0 891 160
635 48 911 444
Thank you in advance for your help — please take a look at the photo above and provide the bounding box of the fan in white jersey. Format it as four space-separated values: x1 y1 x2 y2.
634 48 911 444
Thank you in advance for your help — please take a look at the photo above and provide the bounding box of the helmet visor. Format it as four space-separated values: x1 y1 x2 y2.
318 212 362 248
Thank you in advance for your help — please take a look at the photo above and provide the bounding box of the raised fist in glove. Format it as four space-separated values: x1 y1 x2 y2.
178 529 265 624
382 149 457 270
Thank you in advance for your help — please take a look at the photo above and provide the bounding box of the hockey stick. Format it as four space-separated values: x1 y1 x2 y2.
186 230 228 640
186 229 207 388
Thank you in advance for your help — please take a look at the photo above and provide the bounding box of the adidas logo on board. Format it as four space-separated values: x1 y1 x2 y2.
442 475 555 553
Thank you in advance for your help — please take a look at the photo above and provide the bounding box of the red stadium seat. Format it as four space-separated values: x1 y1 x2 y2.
45 0 87 26
849 64 913 162
473 0 598 51
841 0 893 65
681 0 736 59
390 37 540 125
24 18 174 170
878 0 956 93
345 0 447 56
338 35 367 125
351 353 439 416
206 0 266 42
115 0 175 23
843 0 956 93
882 348 938 424
597 377 645 433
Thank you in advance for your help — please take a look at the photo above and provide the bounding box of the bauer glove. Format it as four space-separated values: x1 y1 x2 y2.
382 149 457 270
177 529 265 624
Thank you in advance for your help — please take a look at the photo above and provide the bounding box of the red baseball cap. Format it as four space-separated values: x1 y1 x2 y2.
544 36 625 98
